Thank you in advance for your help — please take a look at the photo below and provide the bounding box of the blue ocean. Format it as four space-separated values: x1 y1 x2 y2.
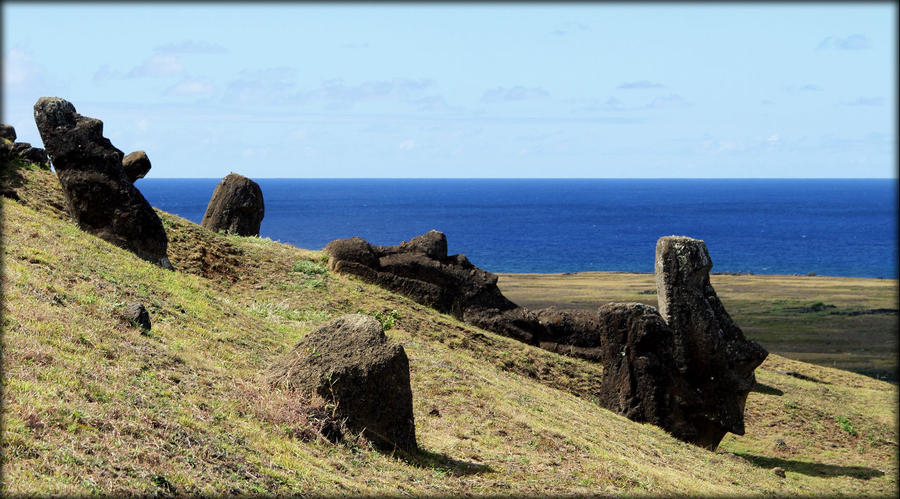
139 179 898 279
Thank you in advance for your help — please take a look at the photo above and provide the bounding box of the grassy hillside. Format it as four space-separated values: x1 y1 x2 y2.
2 167 897 496
498 271 898 381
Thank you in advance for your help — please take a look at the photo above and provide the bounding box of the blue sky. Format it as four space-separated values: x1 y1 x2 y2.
3 3 896 178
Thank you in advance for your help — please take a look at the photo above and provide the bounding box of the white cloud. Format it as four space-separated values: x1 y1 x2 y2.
164 78 216 97
3 48 51 93
817 34 870 50
398 139 415 151
222 67 299 105
125 55 185 78
845 97 884 107
309 78 434 104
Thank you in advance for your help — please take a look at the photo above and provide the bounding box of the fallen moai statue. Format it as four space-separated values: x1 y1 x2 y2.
201 172 265 237
32 98 173 269
325 230 767 449
325 231 606 361
269 314 416 452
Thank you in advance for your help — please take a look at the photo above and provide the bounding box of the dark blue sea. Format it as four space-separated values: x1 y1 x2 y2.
138 179 898 279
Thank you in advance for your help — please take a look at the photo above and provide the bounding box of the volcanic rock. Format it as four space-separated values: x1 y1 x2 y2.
33 97 173 269
12 142 49 167
122 150 151 183
1 124 16 141
327 231 517 318
654 235 768 448
593 302 696 432
124 302 151 331
326 231 612 358
200 173 265 236
0 139 13 166
270 314 416 452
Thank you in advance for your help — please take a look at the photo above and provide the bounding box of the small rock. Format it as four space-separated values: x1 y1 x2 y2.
125 302 151 331
773 467 786 478
428 407 441 417
775 439 787 449
122 150 151 183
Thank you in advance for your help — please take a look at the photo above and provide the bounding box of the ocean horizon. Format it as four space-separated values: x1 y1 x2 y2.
139 178 898 279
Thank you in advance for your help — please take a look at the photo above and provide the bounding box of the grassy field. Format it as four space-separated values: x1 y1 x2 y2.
498 271 899 382
2 165 898 495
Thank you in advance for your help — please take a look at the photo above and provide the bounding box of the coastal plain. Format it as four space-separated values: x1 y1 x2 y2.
498 271 899 382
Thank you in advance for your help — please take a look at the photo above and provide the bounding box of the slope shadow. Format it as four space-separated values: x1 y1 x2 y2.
752 382 784 396
396 447 493 476
733 453 884 480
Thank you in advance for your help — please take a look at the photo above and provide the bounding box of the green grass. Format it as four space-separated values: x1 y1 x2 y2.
2 167 898 496
291 260 327 276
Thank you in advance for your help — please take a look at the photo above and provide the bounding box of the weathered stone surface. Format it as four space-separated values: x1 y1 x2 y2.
327 231 615 364
270 314 416 451
122 150 151 183
0 124 16 141
0 139 14 165
654 235 768 448
124 302 151 331
200 173 265 236
11 142 49 167
594 302 692 433
327 231 517 319
533 307 608 361
588 238 769 450
33 97 172 269
397 230 448 259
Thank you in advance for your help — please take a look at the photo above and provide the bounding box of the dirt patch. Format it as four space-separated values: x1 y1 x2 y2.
162 212 246 283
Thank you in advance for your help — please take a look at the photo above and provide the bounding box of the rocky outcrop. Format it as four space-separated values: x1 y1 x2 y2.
270 314 416 452
12 143 49 167
122 150 151 183
0 124 16 141
652 236 768 448
0 138 13 166
32 97 172 269
0 124 49 168
200 173 265 236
